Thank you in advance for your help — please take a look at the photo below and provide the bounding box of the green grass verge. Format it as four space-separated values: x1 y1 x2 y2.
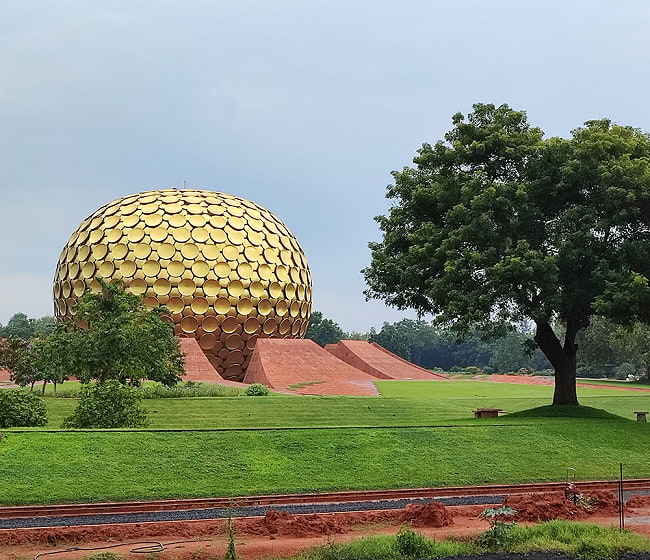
1 380 649 505
291 521 650 560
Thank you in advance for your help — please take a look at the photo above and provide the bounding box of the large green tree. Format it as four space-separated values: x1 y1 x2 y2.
304 311 348 347
364 103 650 405
47 279 184 385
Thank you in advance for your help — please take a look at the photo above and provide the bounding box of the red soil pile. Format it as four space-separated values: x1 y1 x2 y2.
238 510 349 538
399 502 454 527
505 491 620 522
625 494 650 509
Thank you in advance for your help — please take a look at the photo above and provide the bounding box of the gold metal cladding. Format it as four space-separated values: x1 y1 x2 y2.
53 188 312 382
203 279 220 296
221 316 238 334
191 297 209 314
202 316 219 332
168 260 185 277
153 278 172 295
130 278 147 295
158 243 176 259
134 242 152 259
214 297 231 314
214 262 230 277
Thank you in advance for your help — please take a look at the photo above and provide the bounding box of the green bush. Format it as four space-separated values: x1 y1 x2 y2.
395 525 433 558
243 383 270 396
62 380 149 429
138 381 240 398
0 389 47 428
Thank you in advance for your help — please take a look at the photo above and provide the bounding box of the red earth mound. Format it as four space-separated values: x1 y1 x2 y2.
399 501 454 527
505 491 620 522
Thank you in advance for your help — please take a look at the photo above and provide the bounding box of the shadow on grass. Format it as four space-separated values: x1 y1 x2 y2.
507 405 627 420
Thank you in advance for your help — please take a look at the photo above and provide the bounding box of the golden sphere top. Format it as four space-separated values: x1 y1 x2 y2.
53 188 312 380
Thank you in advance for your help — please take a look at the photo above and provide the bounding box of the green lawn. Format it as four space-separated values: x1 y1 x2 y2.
0 379 649 505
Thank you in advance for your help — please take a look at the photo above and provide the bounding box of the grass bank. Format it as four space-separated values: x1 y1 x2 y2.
0 380 648 505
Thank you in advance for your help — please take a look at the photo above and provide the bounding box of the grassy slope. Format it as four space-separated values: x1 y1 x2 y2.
0 379 649 505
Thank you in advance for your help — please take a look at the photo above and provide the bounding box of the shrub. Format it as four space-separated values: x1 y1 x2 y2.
62 380 149 429
243 383 270 396
0 389 47 428
477 506 517 550
395 525 433 558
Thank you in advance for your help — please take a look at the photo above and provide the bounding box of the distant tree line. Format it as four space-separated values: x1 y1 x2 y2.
305 311 650 380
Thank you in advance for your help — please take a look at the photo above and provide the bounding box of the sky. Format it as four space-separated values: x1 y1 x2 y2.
1 1 650 333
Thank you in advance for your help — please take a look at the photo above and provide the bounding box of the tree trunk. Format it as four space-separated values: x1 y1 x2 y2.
534 319 582 406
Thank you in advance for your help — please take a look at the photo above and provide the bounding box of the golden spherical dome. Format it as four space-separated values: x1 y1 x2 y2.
53 189 312 380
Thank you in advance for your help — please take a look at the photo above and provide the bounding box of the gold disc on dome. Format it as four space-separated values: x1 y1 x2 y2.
153 278 172 295
276 300 288 316
203 279 221 297
181 243 200 259
269 282 282 299
236 298 253 315
143 213 163 227
168 260 185 277
258 264 272 279
191 227 209 243
181 316 199 333
214 262 230 277
143 260 161 277
150 227 168 242
178 278 196 296
166 296 185 313
262 318 277 335
227 280 244 297
99 261 115 277
191 261 210 277
258 299 272 315
237 262 253 279
130 278 147 295
249 281 265 298
188 214 207 227
222 316 238 333
214 297 231 314
191 297 209 314
91 244 108 260
202 316 219 332
243 317 260 334
128 228 145 243
201 244 219 260
225 334 243 350
158 243 175 259
119 260 137 277
81 262 96 279
133 243 152 259
110 243 129 260
209 228 227 244
170 227 191 242
222 245 239 261
199 333 218 349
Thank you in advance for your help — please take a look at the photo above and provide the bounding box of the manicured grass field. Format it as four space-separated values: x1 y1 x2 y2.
0 379 648 505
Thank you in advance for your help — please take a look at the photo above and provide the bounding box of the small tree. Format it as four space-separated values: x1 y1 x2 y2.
62 380 148 429
49 279 184 386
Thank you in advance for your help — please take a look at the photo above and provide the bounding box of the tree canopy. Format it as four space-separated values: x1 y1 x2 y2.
304 311 347 347
48 279 184 385
364 103 650 405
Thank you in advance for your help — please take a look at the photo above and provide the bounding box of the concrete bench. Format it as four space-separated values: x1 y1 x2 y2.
635 411 648 422
473 408 507 418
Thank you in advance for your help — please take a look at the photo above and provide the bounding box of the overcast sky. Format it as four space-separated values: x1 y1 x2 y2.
1 1 649 332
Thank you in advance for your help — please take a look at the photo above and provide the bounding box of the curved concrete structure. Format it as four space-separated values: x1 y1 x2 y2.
325 340 446 380
244 338 379 395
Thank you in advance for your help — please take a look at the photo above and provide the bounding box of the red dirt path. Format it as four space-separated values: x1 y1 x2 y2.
2 493 649 560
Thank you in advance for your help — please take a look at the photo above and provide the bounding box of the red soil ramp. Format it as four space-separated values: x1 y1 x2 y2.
325 340 446 380
178 337 228 383
244 338 380 396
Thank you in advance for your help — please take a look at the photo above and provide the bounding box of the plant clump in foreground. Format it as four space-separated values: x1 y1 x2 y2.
0 388 47 428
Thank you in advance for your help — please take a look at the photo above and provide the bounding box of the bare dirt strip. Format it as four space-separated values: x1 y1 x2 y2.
2 491 650 560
